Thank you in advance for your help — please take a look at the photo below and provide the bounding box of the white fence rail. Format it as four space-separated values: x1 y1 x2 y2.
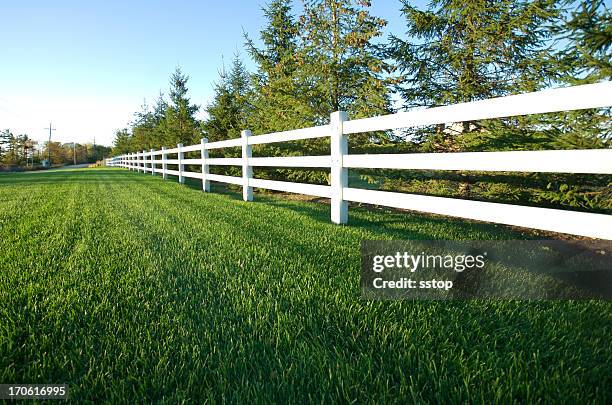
107 82 612 240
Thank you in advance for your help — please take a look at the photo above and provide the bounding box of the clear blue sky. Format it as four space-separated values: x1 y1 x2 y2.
0 0 425 146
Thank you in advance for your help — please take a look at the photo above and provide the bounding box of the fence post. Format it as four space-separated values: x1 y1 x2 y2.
178 143 184 184
241 130 253 201
142 150 147 173
150 148 155 175
201 138 210 192
162 147 167 179
330 111 348 224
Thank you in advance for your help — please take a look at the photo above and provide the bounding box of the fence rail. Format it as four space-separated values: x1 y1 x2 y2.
107 81 612 240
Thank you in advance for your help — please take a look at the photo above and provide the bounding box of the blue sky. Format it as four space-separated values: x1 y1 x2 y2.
0 0 425 146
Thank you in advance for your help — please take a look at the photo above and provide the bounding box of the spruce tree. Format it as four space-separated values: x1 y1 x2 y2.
389 0 563 107
298 0 391 122
550 0 611 148
387 0 565 151
112 129 132 155
131 100 155 150
164 67 201 146
557 0 611 83
245 0 311 133
203 55 252 142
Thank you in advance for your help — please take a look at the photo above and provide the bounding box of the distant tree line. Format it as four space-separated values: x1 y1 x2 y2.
113 0 611 212
0 129 111 168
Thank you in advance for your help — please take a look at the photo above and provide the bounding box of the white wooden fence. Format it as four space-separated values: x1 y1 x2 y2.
107 82 612 240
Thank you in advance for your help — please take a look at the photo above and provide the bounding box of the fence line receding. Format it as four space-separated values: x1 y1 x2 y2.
107 82 612 240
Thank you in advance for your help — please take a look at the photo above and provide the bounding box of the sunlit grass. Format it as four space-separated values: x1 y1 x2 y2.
0 168 609 403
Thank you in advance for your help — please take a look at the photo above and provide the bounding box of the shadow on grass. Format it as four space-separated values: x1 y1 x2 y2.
254 194 527 240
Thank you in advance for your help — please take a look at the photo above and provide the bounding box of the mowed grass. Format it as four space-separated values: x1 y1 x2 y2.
0 168 610 403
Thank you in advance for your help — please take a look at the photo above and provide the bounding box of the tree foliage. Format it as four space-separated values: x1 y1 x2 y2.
245 0 308 134
165 68 201 146
299 0 391 121
203 55 252 143
388 0 565 108
110 0 609 206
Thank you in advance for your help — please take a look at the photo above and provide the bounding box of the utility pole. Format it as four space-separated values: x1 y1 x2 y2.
44 122 56 167
73 142 76 165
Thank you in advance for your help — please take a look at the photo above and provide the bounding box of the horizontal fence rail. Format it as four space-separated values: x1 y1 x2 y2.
107 81 612 240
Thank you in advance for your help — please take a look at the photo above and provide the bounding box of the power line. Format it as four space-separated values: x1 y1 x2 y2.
44 122 56 166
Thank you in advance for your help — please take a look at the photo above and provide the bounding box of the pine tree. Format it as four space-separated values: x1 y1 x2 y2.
128 92 170 151
131 100 155 151
112 129 132 155
557 0 611 83
387 0 565 151
298 0 391 122
390 0 563 107
203 55 252 142
245 0 311 133
164 67 201 146
550 0 611 148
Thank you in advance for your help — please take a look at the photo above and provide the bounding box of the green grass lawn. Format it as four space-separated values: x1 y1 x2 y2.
0 168 610 403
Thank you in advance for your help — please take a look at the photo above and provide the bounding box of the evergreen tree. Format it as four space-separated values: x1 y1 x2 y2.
203 55 252 142
164 67 201 146
152 91 168 147
112 128 132 155
389 0 563 107
387 0 565 150
298 0 391 122
131 100 156 151
245 0 311 133
228 55 252 132
550 0 611 148
128 92 170 151
557 0 611 83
